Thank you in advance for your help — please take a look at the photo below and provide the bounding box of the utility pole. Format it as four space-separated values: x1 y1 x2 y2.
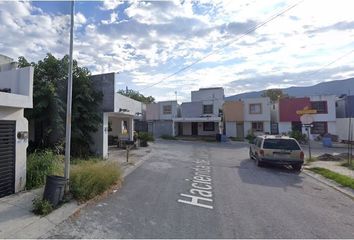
64 0 74 193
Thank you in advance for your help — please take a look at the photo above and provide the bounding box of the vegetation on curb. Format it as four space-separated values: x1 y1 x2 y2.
245 133 256 144
289 130 308 144
160 134 177 140
229 137 243 142
70 161 121 201
137 132 155 142
340 161 354 170
309 167 354 189
32 198 53 216
26 150 63 190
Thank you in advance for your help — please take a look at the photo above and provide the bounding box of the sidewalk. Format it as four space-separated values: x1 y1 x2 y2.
305 160 354 179
0 144 153 239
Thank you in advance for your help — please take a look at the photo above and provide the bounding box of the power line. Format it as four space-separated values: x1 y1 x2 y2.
138 0 303 92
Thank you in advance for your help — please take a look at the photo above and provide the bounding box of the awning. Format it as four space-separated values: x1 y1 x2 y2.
173 117 221 122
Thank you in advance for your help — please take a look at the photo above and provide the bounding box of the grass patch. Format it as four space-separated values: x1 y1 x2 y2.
32 198 53 216
160 134 177 140
26 150 63 190
309 167 354 189
70 161 121 201
340 161 354 170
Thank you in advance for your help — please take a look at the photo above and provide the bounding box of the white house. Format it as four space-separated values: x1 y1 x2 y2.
243 97 271 136
0 54 33 197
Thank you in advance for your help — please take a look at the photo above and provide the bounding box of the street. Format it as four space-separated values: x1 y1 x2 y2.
45 140 354 239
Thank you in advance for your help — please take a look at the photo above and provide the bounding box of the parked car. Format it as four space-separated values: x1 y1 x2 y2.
249 135 304 171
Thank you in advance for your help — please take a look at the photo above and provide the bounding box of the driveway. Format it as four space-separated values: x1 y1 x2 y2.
45 140 354 239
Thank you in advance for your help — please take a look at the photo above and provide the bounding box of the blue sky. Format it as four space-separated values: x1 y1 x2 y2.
1 0 354 102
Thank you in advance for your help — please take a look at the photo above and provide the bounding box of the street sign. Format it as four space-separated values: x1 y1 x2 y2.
300 114 314 125
296 108 317 115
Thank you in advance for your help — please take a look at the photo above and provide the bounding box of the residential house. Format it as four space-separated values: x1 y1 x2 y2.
0 54 34 197
336 95 354 142
90 73 145 158
173 87 224 136
278 95 336 139
223 100 244 138
146 100 179 137
243 97 271 136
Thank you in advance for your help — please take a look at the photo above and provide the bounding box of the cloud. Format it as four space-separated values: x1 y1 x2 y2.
100 0 124 10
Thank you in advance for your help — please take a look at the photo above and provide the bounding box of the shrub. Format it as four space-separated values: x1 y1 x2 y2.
32 198 53 216
70 161 121 201
137 132 155 142
289 130 307 143
160 134 177 140
245 133 256 144
26 150 63 190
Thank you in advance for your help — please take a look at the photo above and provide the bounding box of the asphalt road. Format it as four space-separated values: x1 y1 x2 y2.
45 140 354 239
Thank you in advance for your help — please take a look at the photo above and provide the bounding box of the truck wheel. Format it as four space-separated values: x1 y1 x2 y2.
292 164 302 171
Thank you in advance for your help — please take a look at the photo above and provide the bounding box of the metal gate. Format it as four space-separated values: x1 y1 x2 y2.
0 120 16 198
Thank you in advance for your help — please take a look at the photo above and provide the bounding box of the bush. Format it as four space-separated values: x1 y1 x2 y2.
70 161 121 201
245 133 256 144
26 150 63 190
160 134 177 140
137 132 155 142
289 130 307 143
32 198 53 216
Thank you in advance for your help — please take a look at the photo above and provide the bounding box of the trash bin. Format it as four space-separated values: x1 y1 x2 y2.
43 175 66 207
216 133 221 142
322 137 332 147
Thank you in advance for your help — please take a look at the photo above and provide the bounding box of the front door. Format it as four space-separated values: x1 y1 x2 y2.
236 122 244 139
191 122 198 136
0 120 16 198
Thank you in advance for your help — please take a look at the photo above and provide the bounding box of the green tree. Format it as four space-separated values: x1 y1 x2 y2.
18 54 102 157
261 89 288 102
118 89 155 104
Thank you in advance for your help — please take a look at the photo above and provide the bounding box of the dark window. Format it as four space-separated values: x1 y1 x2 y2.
203 105 213 114
203 122 215 131
263 139 301 150
163 105 172 115
252 122 263 132
311 101 327 114
249 103 262 114
311 122 327 134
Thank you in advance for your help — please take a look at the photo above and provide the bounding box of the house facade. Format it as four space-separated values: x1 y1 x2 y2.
146 100 179 137
336 95 354 142
278 95 336 139
0 54 34 197
243 97 271 136
90 73 145 158
173 87 224 136
223 100 244 138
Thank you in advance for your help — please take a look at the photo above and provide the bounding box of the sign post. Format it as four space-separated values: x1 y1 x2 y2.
300 112 315 161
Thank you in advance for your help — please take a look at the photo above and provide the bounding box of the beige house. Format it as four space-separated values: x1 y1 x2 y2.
223 101 244 138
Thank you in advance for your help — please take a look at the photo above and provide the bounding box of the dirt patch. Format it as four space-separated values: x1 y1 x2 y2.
317 154 342 161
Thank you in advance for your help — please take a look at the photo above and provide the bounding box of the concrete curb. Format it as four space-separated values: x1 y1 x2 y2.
34 146 154 239
302 169 354 200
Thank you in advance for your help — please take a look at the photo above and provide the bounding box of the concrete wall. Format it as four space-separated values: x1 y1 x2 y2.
146 103 159 120
310 95 336 122
90 112 108 158
148 120 173 137
336 96 354 118
244 121 271 136
181 102 203 118
0 54 17 72
91 73 115 112
223 101 244 121
159 101 178 120
191 88 224 116
114 93 143 116
278 122 292 135
197 122 219 136
243 97 271 122
0 67 33 108
270 102 279 122
108 117 123 136
182 122 192 135
0 107 28 193
336 118 354 142
225 121 237 137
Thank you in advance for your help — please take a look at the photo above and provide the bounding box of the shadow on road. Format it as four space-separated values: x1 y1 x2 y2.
237 159 305 190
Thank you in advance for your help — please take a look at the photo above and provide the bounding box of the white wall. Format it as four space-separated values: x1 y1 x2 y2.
159 101 178 120
0 67 33 108
191 88 224 117
244 121 271 136
336 118 354 142
0 107 28 192
114 93 143 116
197 122 219 136
243 97 271 122
226 121 236 137
310 95 336 122
90 112 109 158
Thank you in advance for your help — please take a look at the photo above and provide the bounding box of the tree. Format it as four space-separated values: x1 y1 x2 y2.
261 89 288 102
18 54 102 157
118 89 155 104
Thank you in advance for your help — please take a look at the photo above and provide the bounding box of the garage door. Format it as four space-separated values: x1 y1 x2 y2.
0 120 16 198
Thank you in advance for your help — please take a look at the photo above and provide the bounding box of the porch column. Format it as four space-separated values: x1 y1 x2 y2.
172 120 175 137
128 117 134 141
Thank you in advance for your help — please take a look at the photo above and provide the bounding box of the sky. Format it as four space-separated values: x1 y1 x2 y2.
0 0 353 102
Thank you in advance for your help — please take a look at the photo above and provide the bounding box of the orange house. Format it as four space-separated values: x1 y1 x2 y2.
223 101 244 139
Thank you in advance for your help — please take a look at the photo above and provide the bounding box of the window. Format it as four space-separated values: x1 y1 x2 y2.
203 105 213 114
311 122 327 134
263 139 301 150
252 122 263 132
249 103 262 114
203 122 215 131
311 101 327 114
163 105 172 115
